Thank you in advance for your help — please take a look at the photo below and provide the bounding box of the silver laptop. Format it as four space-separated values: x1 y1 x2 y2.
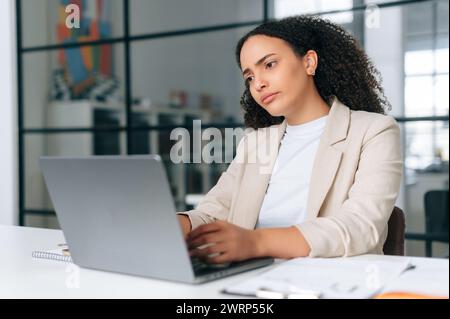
40 155 273 284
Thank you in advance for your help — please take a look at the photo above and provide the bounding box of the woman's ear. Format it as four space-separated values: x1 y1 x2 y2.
304 50 318 76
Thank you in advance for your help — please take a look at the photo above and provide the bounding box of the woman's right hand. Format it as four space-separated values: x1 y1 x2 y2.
177 214 192 239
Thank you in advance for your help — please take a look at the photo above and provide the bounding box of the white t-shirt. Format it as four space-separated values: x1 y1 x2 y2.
256 115 328 228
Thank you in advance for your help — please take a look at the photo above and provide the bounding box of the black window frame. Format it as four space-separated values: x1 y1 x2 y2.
16 0 448 228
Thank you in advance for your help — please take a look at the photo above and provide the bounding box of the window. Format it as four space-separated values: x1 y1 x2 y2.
404 0 449 170
273 0 364 44
17 0 263 227
274 0 354 24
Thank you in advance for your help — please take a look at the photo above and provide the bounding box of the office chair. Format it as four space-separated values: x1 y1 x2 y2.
383 206 406 256
424 190 449 257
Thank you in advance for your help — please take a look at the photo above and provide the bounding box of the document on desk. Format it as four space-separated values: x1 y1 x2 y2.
223 257 414 299
378 258 449 298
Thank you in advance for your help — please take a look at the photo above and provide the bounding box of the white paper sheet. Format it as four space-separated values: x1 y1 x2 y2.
223 257 414 299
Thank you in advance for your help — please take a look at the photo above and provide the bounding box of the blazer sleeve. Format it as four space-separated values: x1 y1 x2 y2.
176 134 247 230
295 116 403 257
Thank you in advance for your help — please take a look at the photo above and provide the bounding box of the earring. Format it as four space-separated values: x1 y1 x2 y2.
310 70 316 76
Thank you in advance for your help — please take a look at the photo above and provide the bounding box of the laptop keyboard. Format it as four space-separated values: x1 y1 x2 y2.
189 256 275 280
190 257 231 274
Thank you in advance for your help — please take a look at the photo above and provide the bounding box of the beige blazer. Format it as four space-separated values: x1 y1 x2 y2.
178 97 403 258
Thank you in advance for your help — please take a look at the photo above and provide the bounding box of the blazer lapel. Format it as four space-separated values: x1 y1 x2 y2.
231 97 350 228
231 120 287 229
305 97 350 220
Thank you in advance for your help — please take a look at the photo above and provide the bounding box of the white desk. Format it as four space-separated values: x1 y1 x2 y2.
1 225 448 299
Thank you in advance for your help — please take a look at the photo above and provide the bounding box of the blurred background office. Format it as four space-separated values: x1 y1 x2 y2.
0 0 448 258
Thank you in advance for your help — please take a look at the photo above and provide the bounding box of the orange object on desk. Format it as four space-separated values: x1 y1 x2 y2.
376 292 448 299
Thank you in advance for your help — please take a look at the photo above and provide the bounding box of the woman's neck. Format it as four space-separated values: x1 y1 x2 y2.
285 91 330 126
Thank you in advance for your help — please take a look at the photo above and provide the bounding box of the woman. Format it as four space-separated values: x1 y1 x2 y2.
177 15 403 263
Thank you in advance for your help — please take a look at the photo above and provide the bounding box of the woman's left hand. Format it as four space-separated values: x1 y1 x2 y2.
187 220 260 264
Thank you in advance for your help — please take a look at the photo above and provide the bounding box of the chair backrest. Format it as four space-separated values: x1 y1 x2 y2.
424 190 449 257
424 190 449 238
383 206 406 256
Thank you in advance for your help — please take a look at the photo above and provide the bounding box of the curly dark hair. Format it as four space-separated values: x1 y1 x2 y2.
235 15 391 129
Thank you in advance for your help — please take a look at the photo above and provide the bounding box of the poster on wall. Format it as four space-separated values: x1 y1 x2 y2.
54 0 115 100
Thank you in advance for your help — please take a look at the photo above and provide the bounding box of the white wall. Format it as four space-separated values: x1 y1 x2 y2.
364 4 405 118
0 0 17 225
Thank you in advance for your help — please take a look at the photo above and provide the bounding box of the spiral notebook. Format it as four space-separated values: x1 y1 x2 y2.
32 245 73 263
